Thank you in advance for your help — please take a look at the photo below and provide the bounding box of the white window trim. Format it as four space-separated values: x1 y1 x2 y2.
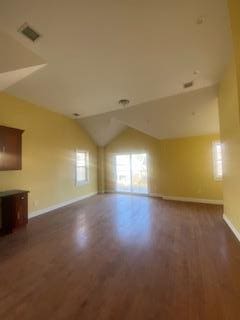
212 141 223 181
76 150 89 186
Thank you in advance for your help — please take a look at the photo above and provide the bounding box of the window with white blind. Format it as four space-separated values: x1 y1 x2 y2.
213 142 223 181
76 151 89 185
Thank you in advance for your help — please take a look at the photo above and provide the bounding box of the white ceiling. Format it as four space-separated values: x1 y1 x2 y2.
80 86 220 145
0 0 231 118
79 115 127 147
0 31 45 90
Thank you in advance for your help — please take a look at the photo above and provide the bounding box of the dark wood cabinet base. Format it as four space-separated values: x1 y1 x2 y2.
0 190 29 235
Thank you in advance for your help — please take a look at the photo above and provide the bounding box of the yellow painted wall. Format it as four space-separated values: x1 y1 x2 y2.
228 0 240 102
0 93 98 216
218 58 240 231
97 146 105 193
216 0 240 233
104 127 222 201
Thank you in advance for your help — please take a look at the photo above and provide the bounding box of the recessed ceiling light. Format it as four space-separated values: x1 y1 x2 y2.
193 70 200 75
183 81 194 89
196 16 206 25
118 99 130 107
18 23 41 42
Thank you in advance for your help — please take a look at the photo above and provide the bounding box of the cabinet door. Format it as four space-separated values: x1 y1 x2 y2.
0 129 5 170
1 193 29 234
4 128 22 170
14 194 28 229
0 126 24 170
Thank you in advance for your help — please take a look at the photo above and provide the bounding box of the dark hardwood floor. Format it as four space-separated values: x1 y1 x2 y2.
0 194 240 320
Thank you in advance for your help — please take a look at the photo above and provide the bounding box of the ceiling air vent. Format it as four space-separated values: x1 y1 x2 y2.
118 99 130 107
18 23 41 42
183 81 194 89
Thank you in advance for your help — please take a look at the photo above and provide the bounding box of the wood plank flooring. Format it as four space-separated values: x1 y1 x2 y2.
0 194 240 320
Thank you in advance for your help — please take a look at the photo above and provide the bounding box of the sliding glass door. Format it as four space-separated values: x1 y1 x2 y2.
115 154 131 192
115 153 148 194
131 153 148 193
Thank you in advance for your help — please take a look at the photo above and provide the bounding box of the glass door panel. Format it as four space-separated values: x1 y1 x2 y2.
115 154 131 192
131 154 148 194
115 153 148 194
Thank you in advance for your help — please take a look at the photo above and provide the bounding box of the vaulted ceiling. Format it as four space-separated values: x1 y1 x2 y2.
79 86 220 146
0 31 45 91
0 0 232 144
0 0 231 114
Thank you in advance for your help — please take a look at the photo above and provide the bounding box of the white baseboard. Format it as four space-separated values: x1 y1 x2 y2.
29 192 98 219
105 190 149 197
162 195 223 205
105 191 222 205
223 214 240 242
149 193 163 198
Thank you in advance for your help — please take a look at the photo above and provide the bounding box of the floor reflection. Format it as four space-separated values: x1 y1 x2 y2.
115 197 151 246
75 213 88 248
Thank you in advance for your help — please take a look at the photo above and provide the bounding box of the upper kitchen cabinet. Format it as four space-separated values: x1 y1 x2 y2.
0 126 24 170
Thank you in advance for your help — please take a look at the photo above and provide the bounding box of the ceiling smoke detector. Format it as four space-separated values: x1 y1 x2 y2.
18 23 41 42
183 81 194 89
118 99 130 107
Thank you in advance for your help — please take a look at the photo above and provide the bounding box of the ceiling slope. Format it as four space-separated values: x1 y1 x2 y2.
0 0 232 117
79 115 127 147
79 85 220 145
0 31 46 91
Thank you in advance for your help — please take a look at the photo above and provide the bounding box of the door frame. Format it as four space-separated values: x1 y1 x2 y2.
113 152 149 195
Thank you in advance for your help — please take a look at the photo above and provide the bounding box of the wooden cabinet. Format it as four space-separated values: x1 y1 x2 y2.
0 126 24 171
0 190 29 234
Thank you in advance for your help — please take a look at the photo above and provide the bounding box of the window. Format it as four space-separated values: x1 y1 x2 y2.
213 142 223 181
76 151 89 185
115 153 148 194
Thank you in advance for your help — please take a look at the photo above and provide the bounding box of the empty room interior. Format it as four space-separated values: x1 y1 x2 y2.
1 0 240 319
